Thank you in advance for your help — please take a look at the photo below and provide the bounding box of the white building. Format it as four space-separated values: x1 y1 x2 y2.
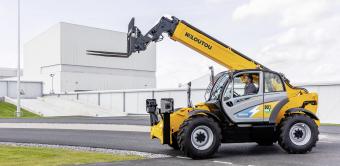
24 22 156 93
0 68 23 79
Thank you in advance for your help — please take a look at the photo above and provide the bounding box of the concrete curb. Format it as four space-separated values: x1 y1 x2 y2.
37 97 98 117
58 97 127 116
4 96 43 117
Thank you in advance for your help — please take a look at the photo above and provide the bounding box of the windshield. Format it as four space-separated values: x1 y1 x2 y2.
209 72 229 100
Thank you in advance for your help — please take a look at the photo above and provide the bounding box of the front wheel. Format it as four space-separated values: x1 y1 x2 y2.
168 133 180 150
278 114 319 154
177 115 221 159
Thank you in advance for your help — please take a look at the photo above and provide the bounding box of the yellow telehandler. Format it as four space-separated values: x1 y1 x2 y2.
87 16 319 159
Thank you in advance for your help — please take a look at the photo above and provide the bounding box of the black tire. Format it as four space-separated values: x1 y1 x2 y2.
278 114 319 154
168 132 180 150
256 141 274 146
177 115 221 159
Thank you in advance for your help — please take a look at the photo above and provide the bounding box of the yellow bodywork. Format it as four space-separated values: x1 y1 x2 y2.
150 104 209 145
150 21 319 145
171 22 258 71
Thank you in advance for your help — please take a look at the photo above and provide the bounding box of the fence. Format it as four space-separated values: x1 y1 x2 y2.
0 80 43 98
43 87 207 115
43 83 340 124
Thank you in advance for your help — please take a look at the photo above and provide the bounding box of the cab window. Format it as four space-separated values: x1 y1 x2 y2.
210 74 228 100
264 72 284 92
233 73 259 97
223 82 232 101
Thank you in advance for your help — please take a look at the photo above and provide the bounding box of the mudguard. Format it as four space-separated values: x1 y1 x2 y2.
286 108 319 120
187 109 221 122
269 98 289 124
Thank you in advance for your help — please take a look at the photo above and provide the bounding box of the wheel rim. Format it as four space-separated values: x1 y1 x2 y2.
289 122 311 146
191 125 214 150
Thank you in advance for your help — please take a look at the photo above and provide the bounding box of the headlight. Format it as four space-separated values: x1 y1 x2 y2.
160 98 174 114
146 99 157 113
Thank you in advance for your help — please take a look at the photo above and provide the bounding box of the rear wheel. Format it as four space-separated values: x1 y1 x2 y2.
177 115 221 159
278 114 319 154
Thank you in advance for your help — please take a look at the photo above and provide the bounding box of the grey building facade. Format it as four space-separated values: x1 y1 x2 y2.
24 22 156 93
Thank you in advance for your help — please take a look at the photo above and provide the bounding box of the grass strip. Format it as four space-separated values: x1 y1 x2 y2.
0 144 144 166
0 102 42 118
320 123 340 126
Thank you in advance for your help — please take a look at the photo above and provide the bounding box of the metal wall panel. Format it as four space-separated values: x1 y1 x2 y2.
99 93 111 109
0 68 23 79
65 94 77 100
60 23 156 72
317 85 340 124
78 94 88 103
88 93 98 105
135 92 152 114
169 91 187 108
23 23 61 93
41 65 61 74
2 81 42 98
154 91 170 108
191 90 206 106
24 22 156 94
60 72 156 92
0 82 7 97
61 65 155 77
42 85 340 124
125 93 138 114
111 93 124 112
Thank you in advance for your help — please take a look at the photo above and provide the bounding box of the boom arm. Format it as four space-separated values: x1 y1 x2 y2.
87 16 268 71
87 15 310 96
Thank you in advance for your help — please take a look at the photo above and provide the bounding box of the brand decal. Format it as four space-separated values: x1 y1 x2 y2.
238 113 249 117
264 105 272 114
185 32 212 50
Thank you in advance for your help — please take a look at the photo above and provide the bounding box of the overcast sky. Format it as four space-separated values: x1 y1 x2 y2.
1 0 340 88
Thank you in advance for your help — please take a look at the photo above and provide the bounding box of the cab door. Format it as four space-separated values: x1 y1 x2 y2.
222 71 264 123
263 72 287 122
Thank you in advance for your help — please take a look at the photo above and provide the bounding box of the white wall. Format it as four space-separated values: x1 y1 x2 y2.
44 83 340 124
60 71 156 92
0 68 23 79
60 23 156 72
0 80 43 98
24 23 61 93
24 22 156 93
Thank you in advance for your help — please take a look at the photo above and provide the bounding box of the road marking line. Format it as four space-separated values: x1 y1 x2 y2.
0 123 150 132
214 161 233 164
177 156 191 159
319 141 332 143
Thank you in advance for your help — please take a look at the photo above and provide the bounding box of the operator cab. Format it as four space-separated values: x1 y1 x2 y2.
205 69 287 124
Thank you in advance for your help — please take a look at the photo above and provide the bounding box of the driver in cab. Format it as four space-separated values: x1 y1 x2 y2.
244 75 256 95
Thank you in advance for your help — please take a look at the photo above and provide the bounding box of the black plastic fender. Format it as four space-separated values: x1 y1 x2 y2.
187 109 221 122
286 108 319 120
269 98 289 124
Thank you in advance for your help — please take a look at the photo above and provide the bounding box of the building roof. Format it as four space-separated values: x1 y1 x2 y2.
0 68 23 79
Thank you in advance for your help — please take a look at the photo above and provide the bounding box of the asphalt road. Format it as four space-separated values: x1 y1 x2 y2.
1 117 340 166
2 116 339 133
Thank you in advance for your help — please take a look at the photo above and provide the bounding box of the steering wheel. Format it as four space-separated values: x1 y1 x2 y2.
233 91 240 97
